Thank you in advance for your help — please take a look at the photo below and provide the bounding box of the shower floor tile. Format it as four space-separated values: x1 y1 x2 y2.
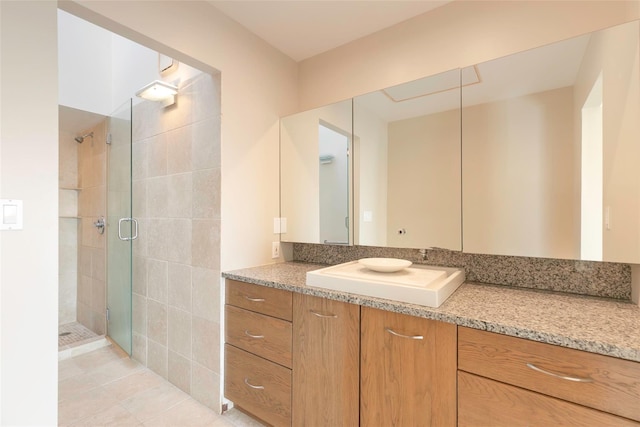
59 322 101 350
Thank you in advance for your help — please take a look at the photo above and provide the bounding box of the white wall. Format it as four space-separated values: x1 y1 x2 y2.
0 2 59 425
58 9 112 115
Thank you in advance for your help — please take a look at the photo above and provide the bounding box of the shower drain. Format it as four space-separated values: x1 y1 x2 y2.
59 332 72 336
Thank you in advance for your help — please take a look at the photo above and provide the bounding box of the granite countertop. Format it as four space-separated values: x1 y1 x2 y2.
222 261 640 363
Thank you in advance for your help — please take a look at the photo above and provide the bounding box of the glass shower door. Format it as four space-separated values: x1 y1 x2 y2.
106 99 133 354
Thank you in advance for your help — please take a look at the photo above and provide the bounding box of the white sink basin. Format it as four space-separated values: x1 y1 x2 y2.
306 261 465 308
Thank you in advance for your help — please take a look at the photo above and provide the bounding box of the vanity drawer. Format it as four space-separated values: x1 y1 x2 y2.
458 327 640 422
225 305 292 368
226 279 293 321
225 344 291 427
458 371 640 426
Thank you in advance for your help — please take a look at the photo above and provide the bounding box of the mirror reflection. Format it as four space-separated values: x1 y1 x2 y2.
462 20 640 262
280 99 352 245
353 69 462 250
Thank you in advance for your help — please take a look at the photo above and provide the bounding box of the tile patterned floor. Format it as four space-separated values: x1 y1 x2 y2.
59 344 264 427
59 322 101 350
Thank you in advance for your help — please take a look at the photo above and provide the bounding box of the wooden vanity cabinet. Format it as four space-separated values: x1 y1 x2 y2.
224 280 293 427
292 294 360 426
360 307 457 427
458 327 640 426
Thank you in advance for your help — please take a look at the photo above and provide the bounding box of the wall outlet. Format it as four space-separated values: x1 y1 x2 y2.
272 241 280 259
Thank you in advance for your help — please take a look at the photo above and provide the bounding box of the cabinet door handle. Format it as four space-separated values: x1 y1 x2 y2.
244 378 265 390
243 295 265 302
385 328 423 340
526 363 593 383
244 330 264 339
310 310 338 318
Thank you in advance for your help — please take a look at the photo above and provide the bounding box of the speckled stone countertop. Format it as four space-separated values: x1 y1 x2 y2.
222 262 640 363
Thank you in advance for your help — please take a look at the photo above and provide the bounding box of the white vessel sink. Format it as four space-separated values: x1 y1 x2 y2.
306 261 465 308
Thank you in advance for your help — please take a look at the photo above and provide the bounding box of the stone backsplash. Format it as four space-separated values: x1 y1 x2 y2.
292 243 631 300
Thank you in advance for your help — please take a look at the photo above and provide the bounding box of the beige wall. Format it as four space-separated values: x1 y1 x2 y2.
0 1 59 424
387 109 461 249
131 72 223 410
299 1 640 110
463 87 576 259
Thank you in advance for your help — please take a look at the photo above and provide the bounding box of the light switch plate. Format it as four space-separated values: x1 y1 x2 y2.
1 199 23 230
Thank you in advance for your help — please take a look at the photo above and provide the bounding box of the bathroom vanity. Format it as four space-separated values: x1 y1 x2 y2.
222 262 640 426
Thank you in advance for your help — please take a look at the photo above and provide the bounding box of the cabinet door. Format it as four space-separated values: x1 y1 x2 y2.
360 307 456 427
292 294 360 426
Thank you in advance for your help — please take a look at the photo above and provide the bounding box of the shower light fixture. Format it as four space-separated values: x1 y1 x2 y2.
135 80 178 106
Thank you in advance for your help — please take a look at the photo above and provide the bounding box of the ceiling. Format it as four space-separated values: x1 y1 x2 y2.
208 1 452 61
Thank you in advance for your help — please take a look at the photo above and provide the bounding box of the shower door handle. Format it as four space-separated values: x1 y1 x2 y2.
118 218 139 241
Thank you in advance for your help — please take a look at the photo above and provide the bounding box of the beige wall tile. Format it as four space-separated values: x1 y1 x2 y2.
160 93 192 134
168 307 191 358
192 268 219 323
191 118 220 171
133 218 149 258
192 168 220 220
91 247 105 280
167 173 192 218
168 350 191 394
91 278 106 314
132 332 147 366
191 362 221 412
147 176 169 218
167 127 192 175
78 275 92 306
132 294 147 335
191 316 219 372
167 219 192 264
91 311 106 335
147 134 168 178
147 299 168 345
192 73 220 123
147 259 168 304
133 255 148 297
168 263 191 312
132 141 149 181
191 220 219 269
146 339 168 379
133 102 161 142
146 219 169 260
133 179 147 219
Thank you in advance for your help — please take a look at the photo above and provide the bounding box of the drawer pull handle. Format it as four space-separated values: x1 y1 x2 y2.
310 310 338 318
526 363 593 383
385 328 423 340
244 330 264 339
244 295 265 302
244 378 265 390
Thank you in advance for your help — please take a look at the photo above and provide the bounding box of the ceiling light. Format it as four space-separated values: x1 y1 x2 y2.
135 80 178 106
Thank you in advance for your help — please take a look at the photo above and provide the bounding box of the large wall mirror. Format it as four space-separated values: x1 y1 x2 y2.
353 69 462 250
280 99 353 245
462 20 640 263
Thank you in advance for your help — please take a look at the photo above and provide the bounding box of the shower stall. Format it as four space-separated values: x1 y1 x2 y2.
58 100 133 355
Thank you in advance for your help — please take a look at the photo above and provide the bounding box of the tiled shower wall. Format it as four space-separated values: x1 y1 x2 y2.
131 72 222 411
59 118 80 325
77 121 108 335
